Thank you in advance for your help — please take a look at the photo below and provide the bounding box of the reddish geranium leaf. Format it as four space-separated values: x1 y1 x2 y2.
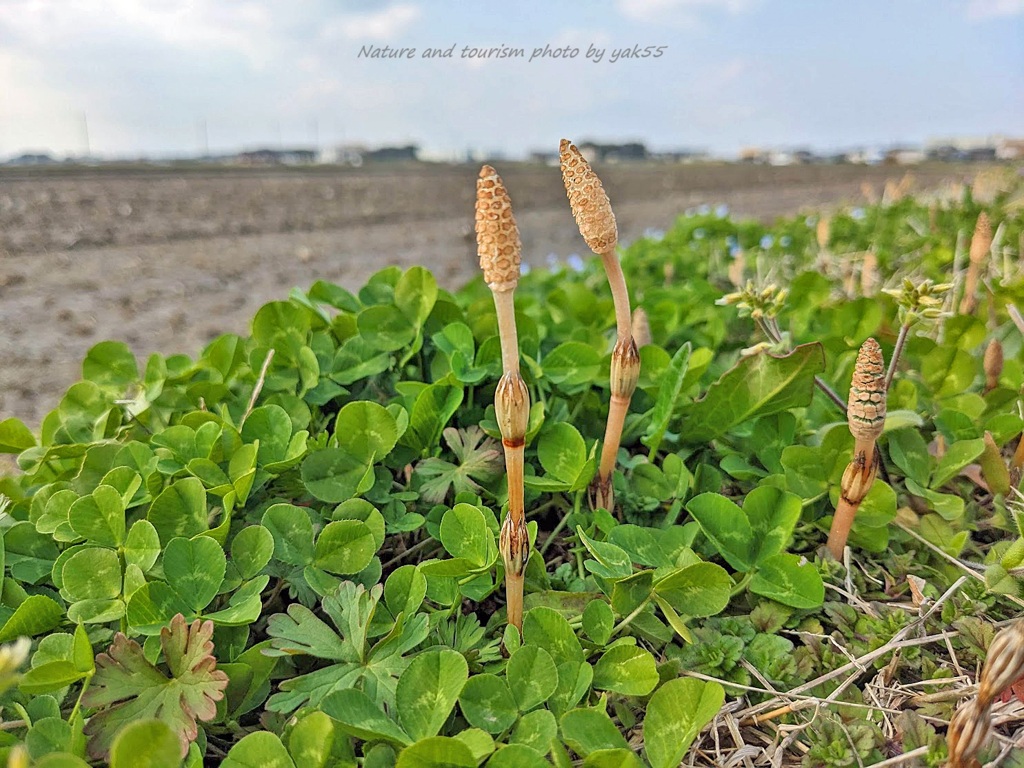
83 614 229 759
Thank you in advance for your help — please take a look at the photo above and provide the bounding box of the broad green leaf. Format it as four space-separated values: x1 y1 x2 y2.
222 731 295 768
643 678 724 768
0 417 35 453
68 485 126 547
543 342 602 391
459 674 518 734
395 266 438 327
680 343 825 442
654 562 731 618
887 428 931 486
560 707 630 756
744 485 802 566
314 520 377 575
261 504 314 566
287 711 335 768
231 525 275 580
335 401 399 463
582 601 614 645
402 384 464 455
359 305 417 352
162 536 227 614
511 709 557 754
931 438 985 488
643 341 692 456
685 493 753 571
384 565 427 618
301 448 375 504
148 478 209 544
439 504 494 568
110 719 182 768
537 423 588 486
506 645 558 712
83 341 139 389
592 645 658 696
396 649 469 741
321 688 412 746
62 548 122 601
396 737 475 768
486 744 550 768
583 749 647 768
522 607 584 665
749 553 825 609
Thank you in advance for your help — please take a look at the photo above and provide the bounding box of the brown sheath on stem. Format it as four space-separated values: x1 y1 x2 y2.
826 338 886 559
476 165 530 631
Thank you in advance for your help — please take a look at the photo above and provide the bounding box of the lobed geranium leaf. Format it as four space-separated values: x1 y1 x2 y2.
82 615 228 760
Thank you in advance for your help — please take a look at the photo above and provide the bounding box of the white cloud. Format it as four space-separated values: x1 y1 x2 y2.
965 0 1024 18
320 3 421 41
615 0 756 24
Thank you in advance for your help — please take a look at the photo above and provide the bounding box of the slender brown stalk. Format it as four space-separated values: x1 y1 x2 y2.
959 212 993 315
476 165 530 631
826 338 886 559
560 139 639 513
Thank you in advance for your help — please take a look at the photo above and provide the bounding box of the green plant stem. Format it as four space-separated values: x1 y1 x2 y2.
611 596 652 638
885 322 910 390
539 494 577 556
68 674 93 724
730 572 752 596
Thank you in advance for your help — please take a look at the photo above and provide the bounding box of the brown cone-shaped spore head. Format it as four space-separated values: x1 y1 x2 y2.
476 165 521 291
969 211 993 264
560 139 618 254
847 337 886 442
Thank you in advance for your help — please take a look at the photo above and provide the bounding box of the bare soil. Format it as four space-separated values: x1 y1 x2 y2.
0 162 983 427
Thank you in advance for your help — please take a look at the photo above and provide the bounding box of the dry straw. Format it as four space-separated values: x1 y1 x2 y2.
983 339 1003 393
948 620 1024 768
826 338 886 560
476 165 530 631
560 139 639 514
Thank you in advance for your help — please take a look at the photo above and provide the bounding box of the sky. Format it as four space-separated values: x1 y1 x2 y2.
0 0 1022 159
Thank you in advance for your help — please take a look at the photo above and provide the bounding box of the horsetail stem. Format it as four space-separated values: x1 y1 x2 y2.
560 139 639 513
983 338 1002 393
476 165 529 631
827 338 886 560
959 211 993 315
948 620 1024 768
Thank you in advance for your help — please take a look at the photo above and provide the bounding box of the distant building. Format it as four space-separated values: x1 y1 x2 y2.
577 141 648 163
997 138 1024 160
363 145 419 162
235 148 316 165
5 152 57 166
884 147 926 165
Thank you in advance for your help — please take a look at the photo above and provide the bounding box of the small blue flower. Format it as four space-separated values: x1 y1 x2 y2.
716 204 729 218
697 204 711 215
520 262 532 275
760 234 774 249
567 253 585 272
851 207 866 220
780 235 792 247
694 228 706 240
546 253 560 270
643 227 665 241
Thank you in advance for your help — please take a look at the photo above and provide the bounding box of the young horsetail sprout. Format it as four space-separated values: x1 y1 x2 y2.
826 338 886 560
959 211 993 315
476 165 530 632
560 139 639 514
948 620 1024 768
